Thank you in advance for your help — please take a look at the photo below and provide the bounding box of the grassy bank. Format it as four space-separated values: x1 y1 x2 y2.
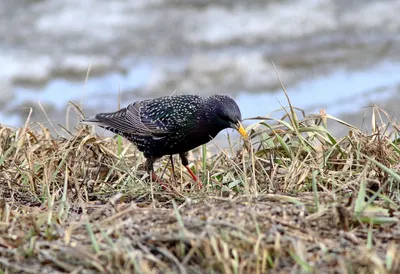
0 100 399 273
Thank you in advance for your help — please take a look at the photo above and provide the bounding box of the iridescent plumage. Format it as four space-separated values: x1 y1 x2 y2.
81 94 247 187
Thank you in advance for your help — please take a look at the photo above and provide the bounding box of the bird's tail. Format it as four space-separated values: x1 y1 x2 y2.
80 116 107 127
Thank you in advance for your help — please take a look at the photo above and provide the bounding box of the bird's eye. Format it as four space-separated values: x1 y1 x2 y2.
217 113 230 122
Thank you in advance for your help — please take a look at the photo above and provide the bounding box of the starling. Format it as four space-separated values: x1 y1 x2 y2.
81 94 248 188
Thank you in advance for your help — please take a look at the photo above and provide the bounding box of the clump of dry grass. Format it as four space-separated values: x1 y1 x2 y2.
0 101 399 273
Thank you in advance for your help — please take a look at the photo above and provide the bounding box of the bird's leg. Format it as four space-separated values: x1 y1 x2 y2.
169 154 177 184
145 157 169 190
170 155 175 173
179 152 202 189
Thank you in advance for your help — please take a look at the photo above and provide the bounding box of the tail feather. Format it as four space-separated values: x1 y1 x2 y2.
80 115 107 127
80 115 127 136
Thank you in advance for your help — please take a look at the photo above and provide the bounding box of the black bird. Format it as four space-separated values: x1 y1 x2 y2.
80 94 248 188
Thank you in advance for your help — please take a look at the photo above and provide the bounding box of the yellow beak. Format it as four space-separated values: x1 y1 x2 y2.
236 121 248 139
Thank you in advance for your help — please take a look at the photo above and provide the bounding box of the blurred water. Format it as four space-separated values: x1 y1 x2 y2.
238 60 400 118
1 0 400 136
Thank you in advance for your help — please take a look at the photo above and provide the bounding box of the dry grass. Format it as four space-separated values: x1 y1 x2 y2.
0 102 400 273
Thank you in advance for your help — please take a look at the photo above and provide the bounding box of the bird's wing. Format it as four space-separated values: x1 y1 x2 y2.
128 100 173 135
87 100 169 137
133 99 181 133
82 96 202 138
137 96 202 133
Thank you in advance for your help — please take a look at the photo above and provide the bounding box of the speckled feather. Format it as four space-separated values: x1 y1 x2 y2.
81 94 243 172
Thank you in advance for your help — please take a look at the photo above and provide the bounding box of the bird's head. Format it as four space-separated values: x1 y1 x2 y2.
207 95 248 139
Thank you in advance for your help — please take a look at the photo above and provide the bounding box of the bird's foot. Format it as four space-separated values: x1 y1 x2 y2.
184 165 203 189
151 171 170 190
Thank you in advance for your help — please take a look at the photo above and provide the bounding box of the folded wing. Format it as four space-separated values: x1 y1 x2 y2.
81 100 170 137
